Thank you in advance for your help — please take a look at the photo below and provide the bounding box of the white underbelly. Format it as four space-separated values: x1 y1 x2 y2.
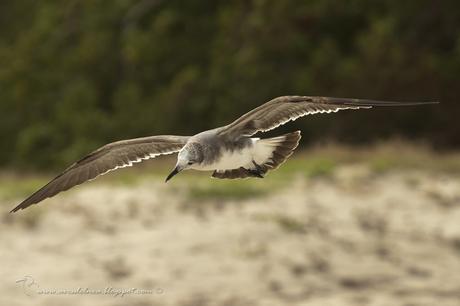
192 138 274 171
195 148 253 171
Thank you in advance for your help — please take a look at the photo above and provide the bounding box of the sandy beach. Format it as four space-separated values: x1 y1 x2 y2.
1 150 460 306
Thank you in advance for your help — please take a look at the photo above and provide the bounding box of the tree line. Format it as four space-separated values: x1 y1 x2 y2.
0 0 457 169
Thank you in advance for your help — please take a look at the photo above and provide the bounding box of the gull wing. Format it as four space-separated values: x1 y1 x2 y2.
11 135 189 212
218 96 438 138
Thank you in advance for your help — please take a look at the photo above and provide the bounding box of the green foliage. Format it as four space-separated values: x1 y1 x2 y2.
276 157 336 178
0 176 48 201
0 1 458 170
188 180 269 201
272 215 306 234
369 158 398 174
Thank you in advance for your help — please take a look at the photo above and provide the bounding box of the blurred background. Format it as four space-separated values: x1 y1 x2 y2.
1 1 460 306
0 0 459 170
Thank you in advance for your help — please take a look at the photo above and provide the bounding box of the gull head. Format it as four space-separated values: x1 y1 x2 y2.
165 142 204 182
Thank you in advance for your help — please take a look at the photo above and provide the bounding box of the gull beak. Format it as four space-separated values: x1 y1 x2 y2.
165 166 181 183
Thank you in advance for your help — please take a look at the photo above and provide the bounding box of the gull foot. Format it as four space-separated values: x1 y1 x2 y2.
248 161 265 178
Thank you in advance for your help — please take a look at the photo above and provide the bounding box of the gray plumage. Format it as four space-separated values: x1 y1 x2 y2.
11 135 189 212
11 96 438 212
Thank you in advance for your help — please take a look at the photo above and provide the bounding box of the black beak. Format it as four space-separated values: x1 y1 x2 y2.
165 166 180 183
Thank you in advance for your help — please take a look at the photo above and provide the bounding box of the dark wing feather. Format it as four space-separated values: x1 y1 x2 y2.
11 135 189 212
218 96 438 138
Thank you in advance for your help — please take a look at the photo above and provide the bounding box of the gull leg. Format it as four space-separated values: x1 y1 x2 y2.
247 161 265 178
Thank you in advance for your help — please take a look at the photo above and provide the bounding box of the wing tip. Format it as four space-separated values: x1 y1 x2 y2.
343 99 440 107
10 190 45 213
10 200 32 213
10 205 23 213
311 96 438 106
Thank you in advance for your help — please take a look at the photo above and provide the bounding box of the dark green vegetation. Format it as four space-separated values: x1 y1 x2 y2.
0 1 457 170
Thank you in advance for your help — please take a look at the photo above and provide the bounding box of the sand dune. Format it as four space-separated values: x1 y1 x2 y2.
1 163 460 306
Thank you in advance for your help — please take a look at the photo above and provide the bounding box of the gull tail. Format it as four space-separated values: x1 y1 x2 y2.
256 130 302 171
212 131 301 180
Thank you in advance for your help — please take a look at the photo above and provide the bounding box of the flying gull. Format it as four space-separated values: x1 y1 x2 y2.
11 96 437 212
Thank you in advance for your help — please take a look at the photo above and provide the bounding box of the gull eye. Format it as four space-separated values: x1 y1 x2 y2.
188 161 194 165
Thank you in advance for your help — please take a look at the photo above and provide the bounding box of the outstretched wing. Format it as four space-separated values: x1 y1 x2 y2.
218 96 438 138
11 135 189 212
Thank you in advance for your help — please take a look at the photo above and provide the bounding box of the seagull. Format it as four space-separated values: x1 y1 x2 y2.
11 96 437 212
